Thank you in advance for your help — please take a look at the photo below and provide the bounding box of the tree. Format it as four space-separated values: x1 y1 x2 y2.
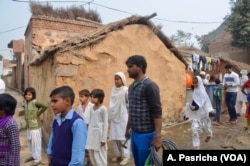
195 35 209 53
170 30 194 47
226 0 250 48
0 54 3 61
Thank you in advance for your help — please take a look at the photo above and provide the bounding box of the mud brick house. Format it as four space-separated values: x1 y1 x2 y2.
7 39 25 91
24 15 102 89
203 20 250 64
26 14 188 143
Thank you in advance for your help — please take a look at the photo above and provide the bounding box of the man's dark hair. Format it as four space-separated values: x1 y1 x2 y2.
79 89 90 97
224 64 232 69
91 89 105 104
125 55 147 74
24 87 36 99
0 93 17 115
50 86 75 105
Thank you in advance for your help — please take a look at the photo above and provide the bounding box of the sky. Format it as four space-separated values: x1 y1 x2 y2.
0 0 232 60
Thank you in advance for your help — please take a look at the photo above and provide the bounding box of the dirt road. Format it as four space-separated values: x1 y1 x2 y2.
7 88 250 166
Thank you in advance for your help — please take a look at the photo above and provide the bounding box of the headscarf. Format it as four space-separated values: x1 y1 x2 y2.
108 72 128 123
192 76 213 115
205 74 210 81
240 69 248 86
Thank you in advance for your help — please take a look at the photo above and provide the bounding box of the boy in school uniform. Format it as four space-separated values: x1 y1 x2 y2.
46 86 87 166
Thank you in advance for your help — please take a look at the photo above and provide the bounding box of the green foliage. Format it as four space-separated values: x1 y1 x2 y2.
195 35 209 53
0 54 2 61
227 0 250 48
170 30 194 47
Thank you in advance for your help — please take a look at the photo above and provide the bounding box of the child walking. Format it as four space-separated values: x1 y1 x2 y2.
47 86 87 166
0 93 20 166
213 78 222 125
86 89 108 166
109 72 130 165
241 72 250 130
76 89 93 166
185 76 213 149
24 87 48 166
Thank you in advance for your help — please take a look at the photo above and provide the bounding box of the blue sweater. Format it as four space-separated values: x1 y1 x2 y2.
47 109 87 166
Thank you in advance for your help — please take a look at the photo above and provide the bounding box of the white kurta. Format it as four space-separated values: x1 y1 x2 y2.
86 105 108 166
238 75 248 102
108 72 130 159
76 102 93 125
109 86 128 140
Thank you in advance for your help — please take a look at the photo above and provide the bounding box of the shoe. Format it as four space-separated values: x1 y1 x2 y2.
244 127 248 131
230 120 238 124
218 121 224 125
30 161 41 166
25 157 34 163
111 156 121 163
120 158 130 166
205 136 211 142
213 122 220 126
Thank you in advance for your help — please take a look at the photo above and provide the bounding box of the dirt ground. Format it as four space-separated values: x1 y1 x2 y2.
7 88 250 166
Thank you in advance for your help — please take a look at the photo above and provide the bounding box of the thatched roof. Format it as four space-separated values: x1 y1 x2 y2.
30 13 188 67
220 56 250 73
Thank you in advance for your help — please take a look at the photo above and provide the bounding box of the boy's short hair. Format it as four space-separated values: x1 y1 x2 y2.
24 87 36 99
50 86 75 105
215 78 221 85
224 64 232 69
91 89 105 104
79 89 90 97
0 93 17 115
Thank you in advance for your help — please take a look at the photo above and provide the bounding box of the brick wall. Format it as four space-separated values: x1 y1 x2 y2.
206 29 250 64
24 15 101 88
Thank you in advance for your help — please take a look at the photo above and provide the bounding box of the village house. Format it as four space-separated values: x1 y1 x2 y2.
203 20 250 64
26 13 188 143
2 59 16 88
24 15 102 89
7 39 25 91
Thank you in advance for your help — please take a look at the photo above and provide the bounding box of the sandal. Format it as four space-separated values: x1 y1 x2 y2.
120 158 130 166
111 156 121 163
205 136 211 142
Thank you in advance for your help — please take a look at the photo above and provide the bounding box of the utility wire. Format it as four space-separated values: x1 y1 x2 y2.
12 0 85 2
0 26 26 35
12 0 223 24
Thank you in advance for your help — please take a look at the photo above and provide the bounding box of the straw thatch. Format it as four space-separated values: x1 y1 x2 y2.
220 56 250 73
30 13 188 67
